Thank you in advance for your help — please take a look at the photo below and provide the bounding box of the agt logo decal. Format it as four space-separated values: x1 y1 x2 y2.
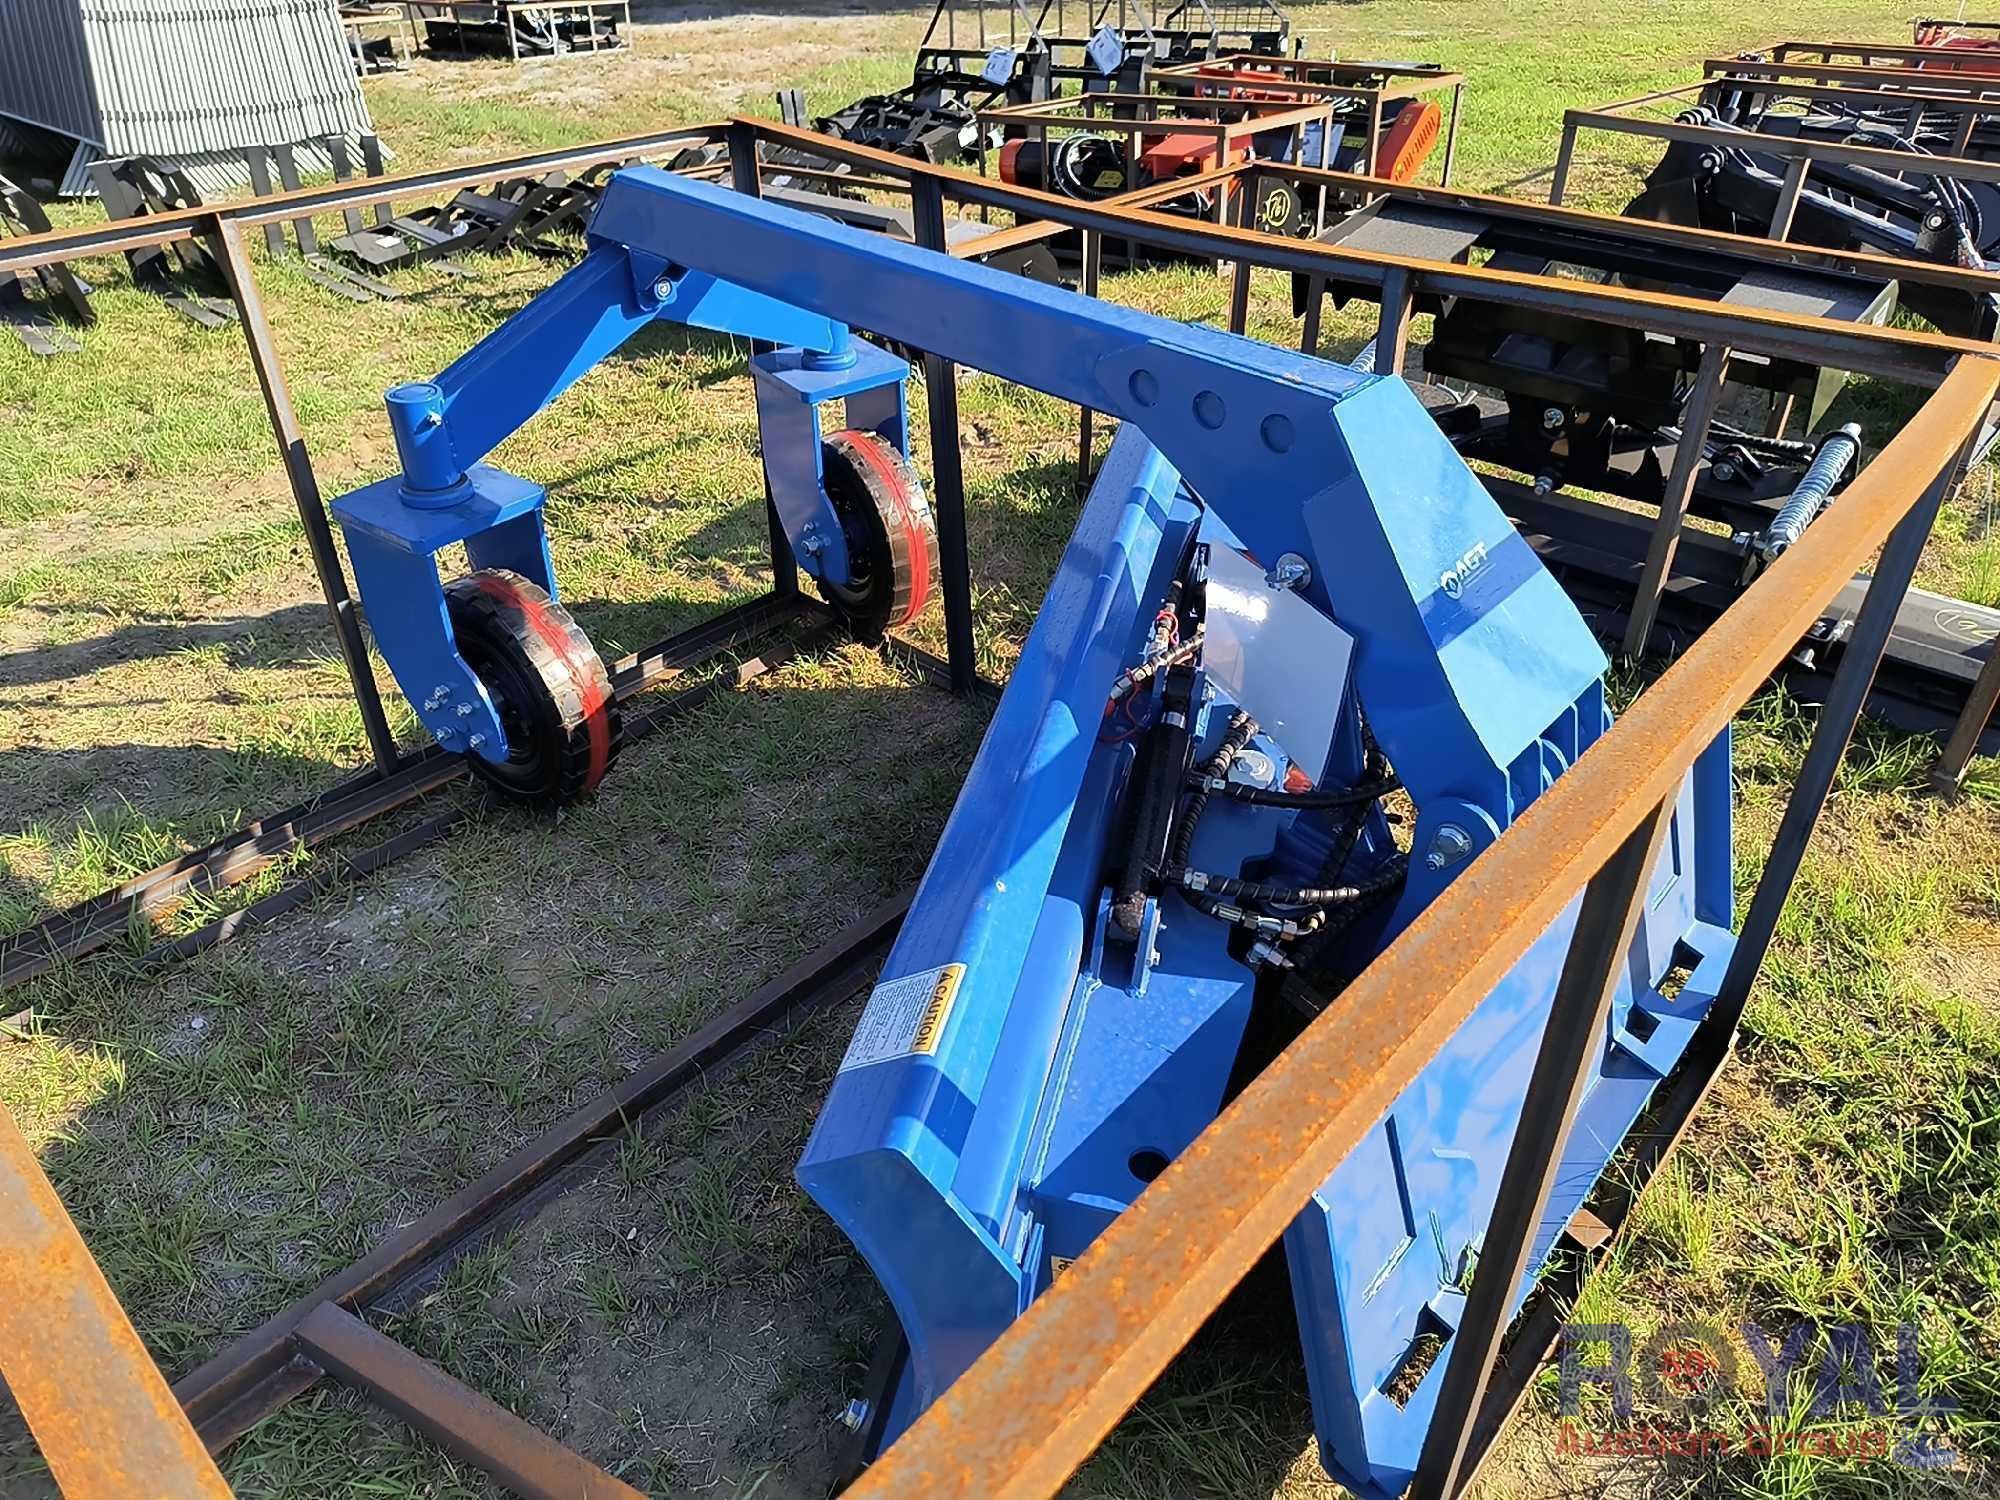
1438 540 1491 600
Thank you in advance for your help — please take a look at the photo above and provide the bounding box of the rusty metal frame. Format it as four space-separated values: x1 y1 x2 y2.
1767 34 2000 68
1148 52 1468 184
1705 50 2000 94
1553 67 2000 209
3 116 1999 1497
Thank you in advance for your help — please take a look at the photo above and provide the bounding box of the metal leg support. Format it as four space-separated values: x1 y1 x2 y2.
212 219 402 774
911 175 978 694
1933 640 2000 794
1077 228 1103 493
1624 344 1729 657
729 121 800 600
1549 124 1577 206
1375 269 1414 378
1408 798 1677 1500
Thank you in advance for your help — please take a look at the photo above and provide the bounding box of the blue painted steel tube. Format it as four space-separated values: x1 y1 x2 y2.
583 168 1605 822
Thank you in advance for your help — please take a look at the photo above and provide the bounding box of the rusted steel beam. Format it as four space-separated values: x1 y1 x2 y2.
0 1108 231 1499
0 124 728 276
293 1304 643 1500
1254 161 2000 296
946 165 1246 259
845 355 2000 1500
735 118 1985 383
1706 52 2000 93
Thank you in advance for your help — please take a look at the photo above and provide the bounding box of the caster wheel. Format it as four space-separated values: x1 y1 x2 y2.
817 429 938 645
442 568 621 804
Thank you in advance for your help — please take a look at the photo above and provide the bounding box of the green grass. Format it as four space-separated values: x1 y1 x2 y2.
1 1 1998 1496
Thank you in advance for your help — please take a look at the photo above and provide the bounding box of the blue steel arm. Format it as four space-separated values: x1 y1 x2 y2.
334 227 877 762
387 245 848 494
582 166 1606 826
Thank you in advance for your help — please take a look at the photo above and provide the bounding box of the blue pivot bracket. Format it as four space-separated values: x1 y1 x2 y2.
327 226 909 762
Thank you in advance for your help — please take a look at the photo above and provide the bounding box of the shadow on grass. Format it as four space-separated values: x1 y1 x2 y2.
0 603 349 690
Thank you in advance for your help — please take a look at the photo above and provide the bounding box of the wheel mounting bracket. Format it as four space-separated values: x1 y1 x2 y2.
330 464 559 761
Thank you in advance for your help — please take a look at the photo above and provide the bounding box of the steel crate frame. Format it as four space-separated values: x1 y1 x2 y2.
391 0 633 62
1551 71 2000 220
977 90 1341 201
1149 52 1467 186
0 116 1997 1498
932 133 2000 782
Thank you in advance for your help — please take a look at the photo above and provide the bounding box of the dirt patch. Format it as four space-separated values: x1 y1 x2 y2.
1925 934 2000 1019
322 987 895 1498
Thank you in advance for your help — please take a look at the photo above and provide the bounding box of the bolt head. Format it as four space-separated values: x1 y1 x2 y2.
468 733 487 751
1425 822 1474 871
456 702 473 717
433 684 451 699
1267 552 1312 591
1713 461 1736 483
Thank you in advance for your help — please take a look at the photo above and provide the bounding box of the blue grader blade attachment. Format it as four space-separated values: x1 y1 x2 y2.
798 398 1732 1496
313 160 1734 1490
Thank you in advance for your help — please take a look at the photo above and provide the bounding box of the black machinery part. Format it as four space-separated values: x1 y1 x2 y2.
444 568 622 804
817 430 940 644
1624 99 2000 337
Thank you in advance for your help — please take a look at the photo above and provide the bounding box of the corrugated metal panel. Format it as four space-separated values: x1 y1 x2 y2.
0 0 373 160
0 0 102 145
56 132 391 199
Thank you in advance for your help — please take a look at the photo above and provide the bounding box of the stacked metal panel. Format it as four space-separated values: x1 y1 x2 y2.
0 0 379 195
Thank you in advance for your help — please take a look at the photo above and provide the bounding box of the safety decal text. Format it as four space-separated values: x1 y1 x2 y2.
837 963 966 1072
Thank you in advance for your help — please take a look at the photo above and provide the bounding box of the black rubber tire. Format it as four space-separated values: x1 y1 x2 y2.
443 568 621 805
816 429 939 645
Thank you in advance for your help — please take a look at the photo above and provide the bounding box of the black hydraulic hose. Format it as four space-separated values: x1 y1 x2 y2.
1706 420 1817 461
1165 709 1257 931
1169 710 1257 872
1163 859 1410 908
1112 663 1197 935
1201 772 1403 809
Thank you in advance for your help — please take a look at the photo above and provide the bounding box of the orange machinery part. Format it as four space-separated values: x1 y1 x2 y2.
1377 99 1442 182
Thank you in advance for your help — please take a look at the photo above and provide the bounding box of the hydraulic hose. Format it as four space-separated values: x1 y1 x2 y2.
1112 662 1196 935
1196 771 1403 808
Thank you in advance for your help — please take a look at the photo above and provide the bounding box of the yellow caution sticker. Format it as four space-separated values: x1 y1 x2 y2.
838 962 968 1073
1050 1255 1075 1280
910 964 963 1056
